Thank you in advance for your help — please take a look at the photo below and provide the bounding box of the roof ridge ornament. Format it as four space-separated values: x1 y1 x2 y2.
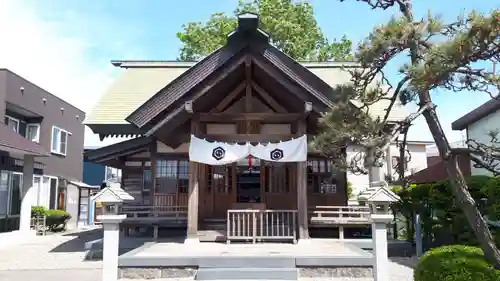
237 12 259 32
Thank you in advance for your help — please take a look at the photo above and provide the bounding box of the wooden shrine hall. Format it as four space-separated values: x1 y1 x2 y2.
85 13 373 243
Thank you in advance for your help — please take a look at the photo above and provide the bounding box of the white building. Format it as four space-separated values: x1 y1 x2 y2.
347 140 432 197
452 96 500 176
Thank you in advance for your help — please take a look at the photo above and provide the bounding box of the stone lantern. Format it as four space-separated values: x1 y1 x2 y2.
360 181 400 281
91 182 133 281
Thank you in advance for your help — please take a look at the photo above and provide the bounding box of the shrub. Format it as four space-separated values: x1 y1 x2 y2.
414 245 500 281
347 181 353 198
45 209 71 231
31 206 47 218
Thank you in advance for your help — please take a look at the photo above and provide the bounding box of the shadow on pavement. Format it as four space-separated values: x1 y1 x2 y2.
50 228 103 253
390 256 418 269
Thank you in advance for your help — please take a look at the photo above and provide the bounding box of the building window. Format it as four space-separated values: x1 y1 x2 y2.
0 171 10 216
0 171 23 217
4 116 19 133
26 124 40 142
49 178 58 209
156 159 189 193
51 126 69 156
307 158 338 194
9 173 22 216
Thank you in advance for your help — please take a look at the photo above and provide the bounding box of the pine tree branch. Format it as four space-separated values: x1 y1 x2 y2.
409 10 500 94
382 76 411 123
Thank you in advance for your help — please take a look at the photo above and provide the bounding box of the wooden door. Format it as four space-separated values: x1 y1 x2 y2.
209 164 235 218
262 162 297 210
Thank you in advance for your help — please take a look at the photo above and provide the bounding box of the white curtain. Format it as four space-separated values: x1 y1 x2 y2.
189 134 307 165
250 135 307 162
189 135 250 165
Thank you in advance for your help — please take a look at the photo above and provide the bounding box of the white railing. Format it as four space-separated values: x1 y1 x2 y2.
227 209 297 244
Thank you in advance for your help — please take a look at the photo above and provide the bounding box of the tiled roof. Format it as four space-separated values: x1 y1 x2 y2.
0 124 49 156
84 61 408 126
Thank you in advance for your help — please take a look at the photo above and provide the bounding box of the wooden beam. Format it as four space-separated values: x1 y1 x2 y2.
296 118 309 240
198 112 302 123
251 57 328 113
211 81 246 113
150 140 157 207
147 56 246 136
245 56 252 113
197 133 294 142
251 82 287 113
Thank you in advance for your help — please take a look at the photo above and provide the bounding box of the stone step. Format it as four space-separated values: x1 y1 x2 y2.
196 268 298 280
198 256 296 268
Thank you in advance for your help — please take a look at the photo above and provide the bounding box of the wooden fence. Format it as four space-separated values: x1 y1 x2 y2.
227 209 297 244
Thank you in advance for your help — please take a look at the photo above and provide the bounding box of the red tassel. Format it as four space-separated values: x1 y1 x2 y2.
248 155 252 169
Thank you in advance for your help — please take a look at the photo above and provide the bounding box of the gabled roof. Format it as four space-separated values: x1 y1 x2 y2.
0 124 49 156
366 186 400 203
85 14 409 138
91 182 134 203
85 62 408 130
452 95 500 130
126 14 341 130
85 136 152 163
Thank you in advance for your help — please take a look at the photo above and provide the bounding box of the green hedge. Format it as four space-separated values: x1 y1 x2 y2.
45 209 71 231
392 175 500 246
31 206 48 218
414 245 500 281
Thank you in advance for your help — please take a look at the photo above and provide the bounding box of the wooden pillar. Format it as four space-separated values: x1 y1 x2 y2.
186 117 200 242
150 140 157 207
296 119 309 240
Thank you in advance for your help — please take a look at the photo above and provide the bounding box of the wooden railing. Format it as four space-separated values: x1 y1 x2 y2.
154 193 188 207
309 206 372 239
227 209 297 244
120 205 188 218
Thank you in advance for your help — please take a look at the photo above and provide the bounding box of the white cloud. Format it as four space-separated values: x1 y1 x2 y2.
0 0 135 147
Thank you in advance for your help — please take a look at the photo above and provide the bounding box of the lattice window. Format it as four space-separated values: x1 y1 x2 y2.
156 159 189 193
307 158 337 194
208 165 232 193
264 162 290 193
178 160 189 193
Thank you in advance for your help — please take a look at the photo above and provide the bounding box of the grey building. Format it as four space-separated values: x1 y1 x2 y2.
0 69 85 232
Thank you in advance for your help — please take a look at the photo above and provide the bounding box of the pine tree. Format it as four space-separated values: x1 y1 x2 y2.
314 0 500 267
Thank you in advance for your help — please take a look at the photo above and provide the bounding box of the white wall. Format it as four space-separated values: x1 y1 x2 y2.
346 142 428 197
467 110 500 176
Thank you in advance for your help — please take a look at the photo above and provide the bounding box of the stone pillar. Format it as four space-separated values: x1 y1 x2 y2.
100 214 126 281
19 155 34 233
370 213 392 281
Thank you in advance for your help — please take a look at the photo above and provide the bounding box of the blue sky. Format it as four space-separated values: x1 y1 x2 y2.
0 0 498 146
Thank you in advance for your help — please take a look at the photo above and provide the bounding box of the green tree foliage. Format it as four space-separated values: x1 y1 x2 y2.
393 176 500 246
313 0 500 267
176 0 353 61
